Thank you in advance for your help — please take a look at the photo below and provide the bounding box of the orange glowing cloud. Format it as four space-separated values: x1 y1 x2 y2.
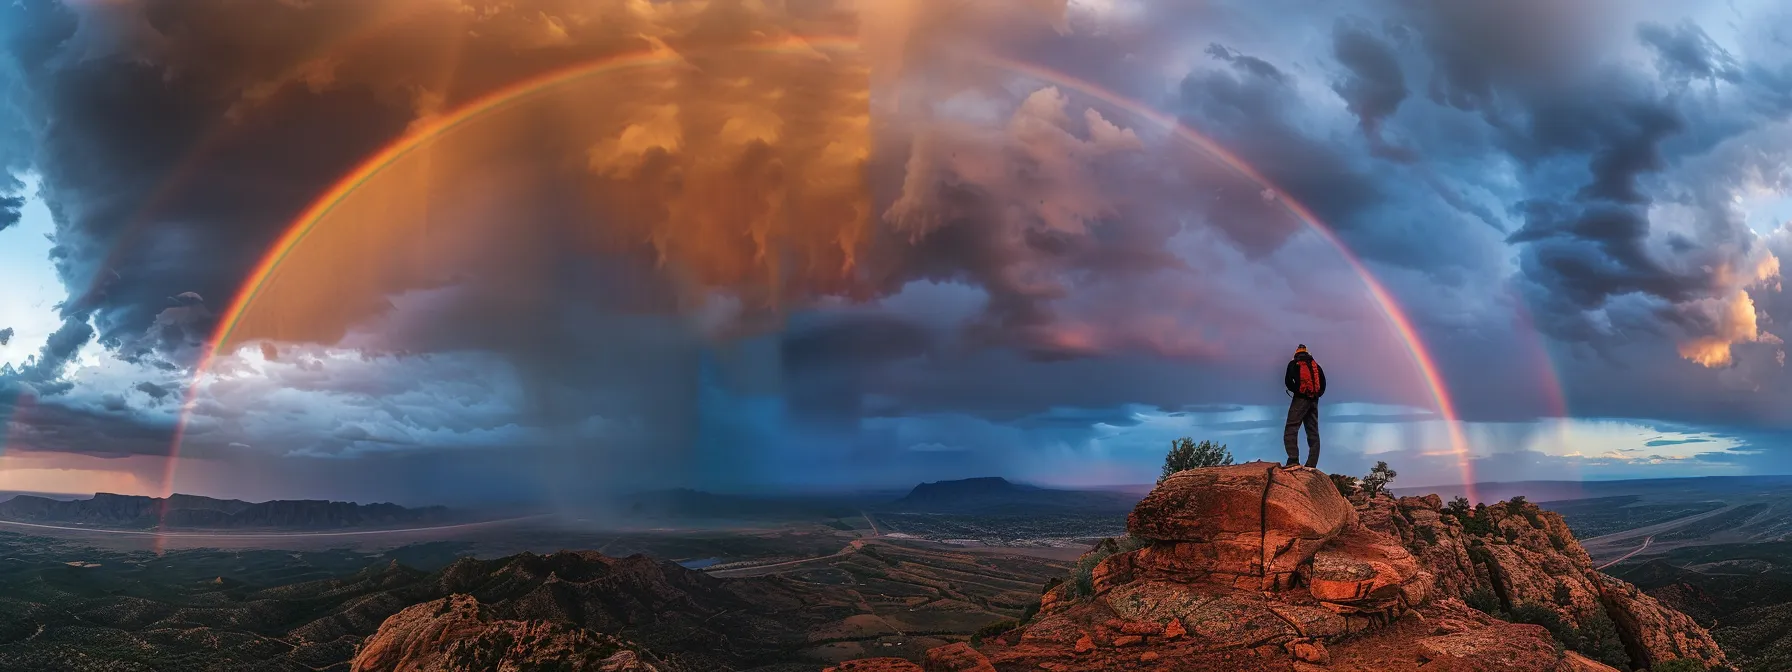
1678 251 1782 368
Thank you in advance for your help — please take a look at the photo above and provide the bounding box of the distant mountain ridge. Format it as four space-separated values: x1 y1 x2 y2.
0 492 457 530
885 476 1139 514
1393 473 1792 505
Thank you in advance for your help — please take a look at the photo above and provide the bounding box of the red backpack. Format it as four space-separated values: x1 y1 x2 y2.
1296 359 1322 397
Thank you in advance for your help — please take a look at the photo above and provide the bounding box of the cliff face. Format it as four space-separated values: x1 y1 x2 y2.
1359 493 1727 670
831 462 1728 672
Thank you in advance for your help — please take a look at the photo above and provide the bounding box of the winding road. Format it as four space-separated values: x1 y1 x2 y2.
1596 535 1653 571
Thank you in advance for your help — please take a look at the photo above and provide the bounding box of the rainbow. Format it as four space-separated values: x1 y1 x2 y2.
171 36 1492 519
158 35 862 543
976 55 1482 500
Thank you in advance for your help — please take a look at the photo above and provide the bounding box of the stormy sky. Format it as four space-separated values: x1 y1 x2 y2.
3 0 1792 505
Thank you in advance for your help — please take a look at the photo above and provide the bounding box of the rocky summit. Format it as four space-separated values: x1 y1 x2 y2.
830 461 1730 671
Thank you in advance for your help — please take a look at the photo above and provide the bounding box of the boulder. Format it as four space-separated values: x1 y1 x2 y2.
824 660 924 672
1128 462 1354 589
1286 639 1329 664
1399 494 1444 512
1415 622 1568 671
1560 651 1623 672
1302 525 1424 612
923 642 997 672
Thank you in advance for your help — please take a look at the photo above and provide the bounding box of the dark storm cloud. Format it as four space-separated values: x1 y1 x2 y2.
1172 45 1385 258
1637 20 1744 85
1176 405 1245 414
133 381 169 400
1329 20 1411 160
1202 44 1287 85
0 327 12 346
0 317 94 395
0 1 413 358
1167 38 1519 291
0 50 27 233
0 385 174 458
1508 202 1681 309
1645 437 1710 447
1360 0 1792 375
1007 406 1144 430
1392 0 1616 113
0 194 21 232
779 314 935 373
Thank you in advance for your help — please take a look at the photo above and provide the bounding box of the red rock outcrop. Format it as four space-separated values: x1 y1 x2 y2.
1596 574 1730 669
350 593 677 672
1360 494 1729 670
1126 462 1356 591
823 659 925 672
1414 621 1576 671
924 642 998 671
835 462 1628 671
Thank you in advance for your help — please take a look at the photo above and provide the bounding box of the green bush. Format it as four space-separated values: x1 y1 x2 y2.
1447 496 1473 519
1576 609 1631 669
1070 557 1098 599
1460 504 1496 536
1115 535 1151 554
1507 602 1575 651
1653 659 1709 672
1018 600 1041 623
1067 535 1148 600
1159 438 1233 483
1416 526 1438 544
1465 589 1501 615
1468 544 1494 567
970 619 1019 645
1503 602 1631 669
1506 496 1529 513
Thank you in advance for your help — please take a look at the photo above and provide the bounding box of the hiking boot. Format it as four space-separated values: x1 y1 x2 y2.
1282 459 1300 469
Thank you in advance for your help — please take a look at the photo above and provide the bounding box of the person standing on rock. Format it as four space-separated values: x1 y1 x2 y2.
1283 344 1326 469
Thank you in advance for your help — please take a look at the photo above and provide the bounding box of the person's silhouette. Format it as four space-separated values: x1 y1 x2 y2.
1282 344 1326 469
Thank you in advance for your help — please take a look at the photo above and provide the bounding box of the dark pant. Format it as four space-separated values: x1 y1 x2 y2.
1284 396 1320 467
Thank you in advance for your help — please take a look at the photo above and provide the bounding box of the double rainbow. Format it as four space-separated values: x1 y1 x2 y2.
168 36 1492 525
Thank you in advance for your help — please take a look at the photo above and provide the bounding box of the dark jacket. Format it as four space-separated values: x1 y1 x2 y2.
1284 352 1327 399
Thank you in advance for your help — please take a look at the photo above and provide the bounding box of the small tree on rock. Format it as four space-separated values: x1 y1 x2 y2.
1447 496 1472 519
1505 495 1529 511
1159 438 1233 484
1360 461 1398 498
1329 473 1360 497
